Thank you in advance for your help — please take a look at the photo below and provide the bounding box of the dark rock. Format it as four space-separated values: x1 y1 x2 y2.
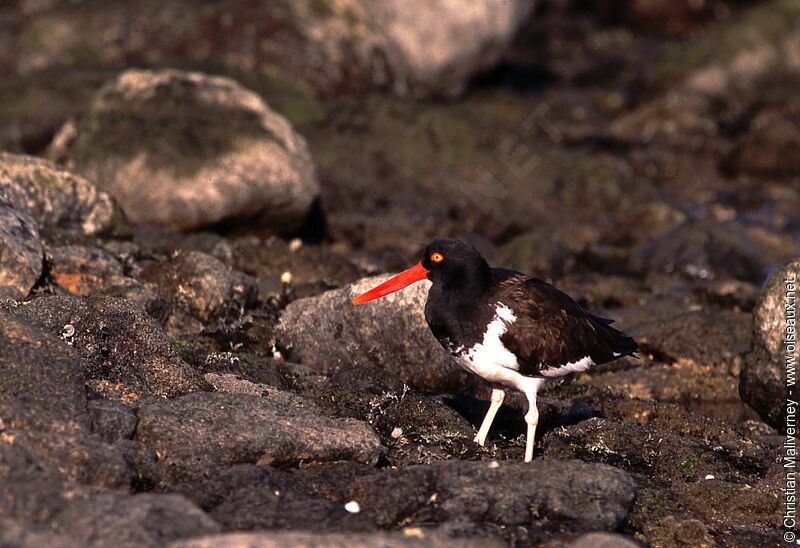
741 259 800 431
87 400 137 443
134 392 381 485
628 308 751 368
0 152 121 236
0 309 86 420
52 493 221 548
724 102 800 180
277 275 472 392
633 220 773 284
347 460 636 532
0 396 131 490
146 250 258 322
0 517 80 548
50 69 319 232
8 295 206 400
0 443 68 523
0 198 43 300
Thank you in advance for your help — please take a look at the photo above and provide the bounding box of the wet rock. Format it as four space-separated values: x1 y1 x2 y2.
87 400 137 443
633 220 772 284
277 275 471 392
134 392 382 485
0 517 79 548
629 308 751 368
0 309 86 419
364 0 537 97
146 250 258 322
0 199 43 300
169 529 500 548
51 69 319 232
346 460 636 533
8 295 205 400
741 259 800 431
52 493 221 548
0 152 120 236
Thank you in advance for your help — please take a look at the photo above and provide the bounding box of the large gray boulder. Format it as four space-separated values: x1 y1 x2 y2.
740 259 800 431
365 0 537 97
276 275 471 392
134 391 382 484
50 69 319 232
0 152 120 236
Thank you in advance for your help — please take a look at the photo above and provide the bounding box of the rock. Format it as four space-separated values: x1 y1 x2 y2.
172 463 370 532
146 250 258 322
723 100 800 180
134 392 382 484
0 309 86 420
492 231 568 279
0 395 132 490
0 198 43 300
87 400 137 443
346 459 636 532
51 69 319 232
170 530 499 548
52 493 221 548
0 443 69 523
642 516 715 548
740 259 800 431
0 152 120 236
49 245 128 296
364 0 537 97
633 220 773 284
277 275 471 392
569 532 642 548
203 373 302 405
0 517 80 548
7 295 205 400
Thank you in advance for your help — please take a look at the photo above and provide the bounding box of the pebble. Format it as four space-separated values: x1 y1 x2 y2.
344 500 361 514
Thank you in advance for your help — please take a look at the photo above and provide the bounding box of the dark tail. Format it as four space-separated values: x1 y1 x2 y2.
590 314 639 357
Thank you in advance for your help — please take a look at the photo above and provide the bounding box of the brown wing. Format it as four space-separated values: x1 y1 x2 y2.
493 276 631 376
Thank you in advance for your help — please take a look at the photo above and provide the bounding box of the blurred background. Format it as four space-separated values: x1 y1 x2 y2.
0 1 797 546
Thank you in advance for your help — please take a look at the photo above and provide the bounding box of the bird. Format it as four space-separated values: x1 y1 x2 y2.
352 238 638 462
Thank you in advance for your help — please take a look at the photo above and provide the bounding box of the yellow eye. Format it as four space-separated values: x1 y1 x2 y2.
430 252 444 263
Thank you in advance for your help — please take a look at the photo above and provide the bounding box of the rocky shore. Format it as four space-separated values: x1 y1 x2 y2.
0 1 795 546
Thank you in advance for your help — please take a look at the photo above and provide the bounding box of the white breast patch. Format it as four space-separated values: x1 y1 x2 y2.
453 303 521 385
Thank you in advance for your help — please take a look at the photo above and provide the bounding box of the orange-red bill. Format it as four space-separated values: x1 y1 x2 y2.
351 262 429 305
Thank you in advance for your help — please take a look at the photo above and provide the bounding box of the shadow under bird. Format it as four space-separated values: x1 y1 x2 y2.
352 238 638 462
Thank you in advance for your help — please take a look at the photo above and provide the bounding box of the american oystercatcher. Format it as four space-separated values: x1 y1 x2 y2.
352 238 638 462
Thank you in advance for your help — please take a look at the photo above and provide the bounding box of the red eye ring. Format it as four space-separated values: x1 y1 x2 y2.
431 252 444 263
